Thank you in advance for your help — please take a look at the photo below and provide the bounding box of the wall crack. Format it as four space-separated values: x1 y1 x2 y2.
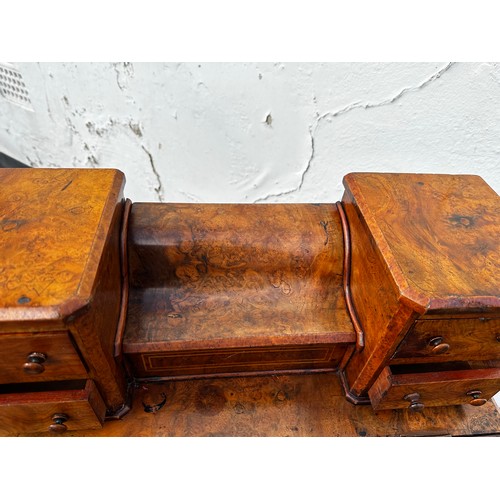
141 145 165 202
254 127 315 202
315 62 455 122
253 62 456 203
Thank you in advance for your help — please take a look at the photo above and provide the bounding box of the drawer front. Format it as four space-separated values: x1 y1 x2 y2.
392 318 500 363
369 365 500 411
0 331 87 384
0 380 106 435
131 344 346 378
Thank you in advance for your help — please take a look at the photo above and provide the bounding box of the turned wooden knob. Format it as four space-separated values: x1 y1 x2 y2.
404 392 425 412
49 413 69 433
428 337 450 354
496 334 500 342
23 352 47 374
466 390 487 406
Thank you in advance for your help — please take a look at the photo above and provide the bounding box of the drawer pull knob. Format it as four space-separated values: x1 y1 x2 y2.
428 337 450 354
49 413 69 433
404 392 425 412
23 352 47 374
496 334 500 343
466 390 487 406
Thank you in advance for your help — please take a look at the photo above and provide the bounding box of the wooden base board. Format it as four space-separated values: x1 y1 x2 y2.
15 372 500 437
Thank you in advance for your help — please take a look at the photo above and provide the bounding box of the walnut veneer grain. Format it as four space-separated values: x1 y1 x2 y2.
342 173 500 398
16 373 500 437
123 203 355 378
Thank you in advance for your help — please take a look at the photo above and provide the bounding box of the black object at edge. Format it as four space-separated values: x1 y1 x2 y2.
0 151 30 168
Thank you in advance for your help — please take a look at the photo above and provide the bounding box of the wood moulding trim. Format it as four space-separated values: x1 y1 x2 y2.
104 380 134 420
123 334 355 354
341 173 416 306
133 367 338 384
114 198 132 359
338 369 371 405
336 201 365 353
141 346 336 372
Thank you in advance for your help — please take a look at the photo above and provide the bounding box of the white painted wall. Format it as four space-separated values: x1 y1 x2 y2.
1 63 499 203
1 62 499 405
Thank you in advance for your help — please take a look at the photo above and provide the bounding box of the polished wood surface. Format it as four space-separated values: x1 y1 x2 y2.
0 380 106 435
342 173 500 398
342 187 417 395
124 203 354 378
1 169 499 434
0 168 128 412
336 201 365 352
0 331 87 384
342 172 500 314
0 168 125 327
131 344 347 378
69 194 127 409
369 364 500 411
14 373 500 437
392 317 500 363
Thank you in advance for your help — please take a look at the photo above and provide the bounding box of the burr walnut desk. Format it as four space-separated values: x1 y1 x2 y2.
0 168 499 436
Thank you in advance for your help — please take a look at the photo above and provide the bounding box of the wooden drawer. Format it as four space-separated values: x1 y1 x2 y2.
130 344 346 378
0 331 87 384
368 363 500 411
0 380 106 435
392 318 500 363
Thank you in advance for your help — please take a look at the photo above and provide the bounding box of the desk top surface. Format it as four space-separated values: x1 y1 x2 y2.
125 202 355 350
8 372 499 437
343 173 500 315
0 168 124 325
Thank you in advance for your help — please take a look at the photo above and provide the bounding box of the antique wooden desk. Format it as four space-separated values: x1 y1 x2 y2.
0 168 499 436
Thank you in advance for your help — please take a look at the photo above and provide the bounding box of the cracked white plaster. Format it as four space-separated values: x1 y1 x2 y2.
316 62 455 122
1 62 499 205
112 62 134 91
254 62 456 202
141 144 165 202
254 127 315 202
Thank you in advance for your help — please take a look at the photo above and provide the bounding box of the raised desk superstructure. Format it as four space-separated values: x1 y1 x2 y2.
0 168 498 435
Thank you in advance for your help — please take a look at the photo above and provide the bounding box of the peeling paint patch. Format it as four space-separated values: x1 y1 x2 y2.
113 62 134 91
65 117 77 134
86 121 107 137
25 156 37 167
128 121 143 137
83 143 99 167
86 155 99 167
